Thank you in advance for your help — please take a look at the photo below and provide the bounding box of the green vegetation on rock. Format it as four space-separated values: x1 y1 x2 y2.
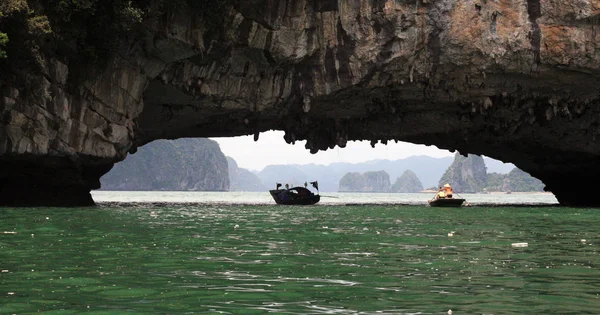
100 138 229 191
485 172 506 192
0 12 7 59
339 170 391 192
502 168 545 192
391 170 423 193
480 169 545 192
0 32 7 59
439 153 545 193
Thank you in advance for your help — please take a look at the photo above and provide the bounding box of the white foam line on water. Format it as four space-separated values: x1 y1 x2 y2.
256 275 362 287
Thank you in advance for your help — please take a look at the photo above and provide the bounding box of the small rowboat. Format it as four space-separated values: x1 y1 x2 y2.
428 198 465 207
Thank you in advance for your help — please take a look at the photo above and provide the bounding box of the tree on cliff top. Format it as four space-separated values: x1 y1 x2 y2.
439 153 487 193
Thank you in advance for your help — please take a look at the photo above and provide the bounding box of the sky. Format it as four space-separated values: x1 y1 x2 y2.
212 130 454 171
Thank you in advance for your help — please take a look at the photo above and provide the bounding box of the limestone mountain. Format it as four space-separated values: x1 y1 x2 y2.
227 157 265 192
339 171 391 192
254 156 512 192
101 138 229 191
391 170 424 193
485 173 507 192
439 154 487 193
257 156 454 192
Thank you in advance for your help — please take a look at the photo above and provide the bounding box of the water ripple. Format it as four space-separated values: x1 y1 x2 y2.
1 204 599 314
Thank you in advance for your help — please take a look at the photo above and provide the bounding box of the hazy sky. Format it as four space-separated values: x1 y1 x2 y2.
213 130 454 171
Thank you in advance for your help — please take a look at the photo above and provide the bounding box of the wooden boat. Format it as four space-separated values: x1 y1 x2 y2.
269 186 320 205
428 198 465 207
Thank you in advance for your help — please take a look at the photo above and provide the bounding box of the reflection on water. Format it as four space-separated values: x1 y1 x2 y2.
1 198 599 314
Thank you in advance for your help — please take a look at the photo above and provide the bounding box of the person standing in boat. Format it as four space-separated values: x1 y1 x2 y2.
442 183 454 198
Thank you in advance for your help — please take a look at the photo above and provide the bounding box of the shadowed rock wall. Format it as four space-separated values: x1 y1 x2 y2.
1 0 599 206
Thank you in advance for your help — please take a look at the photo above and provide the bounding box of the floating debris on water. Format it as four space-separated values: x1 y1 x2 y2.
512 242 528 248
581 239 587 243
2 231 17 234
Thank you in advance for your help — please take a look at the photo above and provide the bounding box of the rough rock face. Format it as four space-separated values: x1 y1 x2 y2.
100 138 229 191
227 157 266 192
391 170 423 193
439 153 487 193
1 0 600 206
339 170 391 192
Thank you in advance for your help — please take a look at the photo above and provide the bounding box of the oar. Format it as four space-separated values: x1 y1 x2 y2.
453 192 471 206
319 195 339 199
429 195 437 204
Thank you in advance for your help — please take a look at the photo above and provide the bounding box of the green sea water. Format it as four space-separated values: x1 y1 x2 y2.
1 204 599 314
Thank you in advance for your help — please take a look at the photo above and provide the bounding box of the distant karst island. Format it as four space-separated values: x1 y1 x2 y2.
392 170 424 193
100 138 545 194
227 157 265 192
435 153 544 193
101 138 230 191
339 171 391 193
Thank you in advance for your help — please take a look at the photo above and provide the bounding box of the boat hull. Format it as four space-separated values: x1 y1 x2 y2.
269 189 320 205
428 198 465 207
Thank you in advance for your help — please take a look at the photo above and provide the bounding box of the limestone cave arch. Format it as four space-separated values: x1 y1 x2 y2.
0 0 599 206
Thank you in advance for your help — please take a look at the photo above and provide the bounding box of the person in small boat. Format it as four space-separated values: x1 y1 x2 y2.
442 183 453 198
279 190 289 201
436 189 446 199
